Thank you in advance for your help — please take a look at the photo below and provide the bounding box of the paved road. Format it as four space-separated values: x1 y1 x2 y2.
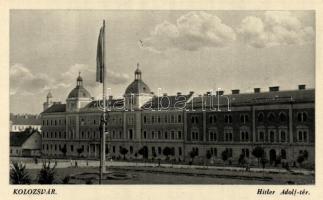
14 158 314 176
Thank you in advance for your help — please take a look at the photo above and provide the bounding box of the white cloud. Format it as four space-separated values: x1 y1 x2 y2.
141 11 236 52
10 63 53 95
10 63 129 98
238 11 314 48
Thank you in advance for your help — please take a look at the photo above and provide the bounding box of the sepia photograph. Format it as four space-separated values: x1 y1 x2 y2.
9 10 315 185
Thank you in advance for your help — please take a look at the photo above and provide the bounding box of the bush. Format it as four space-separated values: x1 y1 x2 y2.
10 162 31 184
38 161 57 184
62 176 70 184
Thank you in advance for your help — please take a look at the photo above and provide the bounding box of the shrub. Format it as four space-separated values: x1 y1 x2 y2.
10 162 31 184
38 161 57 184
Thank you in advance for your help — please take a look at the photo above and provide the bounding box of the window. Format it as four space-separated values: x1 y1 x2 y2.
113 146 115 153
143 131 147 139
191 116 199 124
151 131 155 139
209 131 217 141
210 148 217 156
224 129 233 141
258 131 265 142
209 115 217 124
241 131 249 141
129 129 133 140
164 131 168 139
191 131 199 141
224 115 232 124
258 112 264 122
143 116 147 123
179 147 182 156
178 115 182 123
279 112 287 122
130 146 133 154
171 131 175 140
297 112 308 122
171 115 175 123
70 145 74 152
158 116 161 123
178 131 182 140
158 131 162 139
241 148 250 158
298 130 308 142
268 112 275 122
240 114 249 124
152 116 155 123
269 131 275 142
158 147 162 155
280 130 286 142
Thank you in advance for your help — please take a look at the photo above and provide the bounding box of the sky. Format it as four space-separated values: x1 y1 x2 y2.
10 10 315 114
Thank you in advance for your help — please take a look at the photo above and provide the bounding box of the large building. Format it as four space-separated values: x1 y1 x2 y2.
10 113 41 132
10 128 42 157
40 66 314 166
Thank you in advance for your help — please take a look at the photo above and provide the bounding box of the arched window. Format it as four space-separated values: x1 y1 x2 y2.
270 131 275 142
268 112 275 122
279 112 287 122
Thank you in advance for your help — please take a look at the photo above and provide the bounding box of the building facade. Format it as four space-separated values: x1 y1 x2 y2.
10 129 42 157
41 67 314 166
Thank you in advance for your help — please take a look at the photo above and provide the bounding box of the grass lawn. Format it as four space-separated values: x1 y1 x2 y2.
25 165 314 184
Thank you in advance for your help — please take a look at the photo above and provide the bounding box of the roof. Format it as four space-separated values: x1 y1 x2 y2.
67 85 91 99
42 103 66 113
188 89 315 109
142 93 194 110
10 114 41 125
125 79 152 95
10 129 39 147
80 99 125 112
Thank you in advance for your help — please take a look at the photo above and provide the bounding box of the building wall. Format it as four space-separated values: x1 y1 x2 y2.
40 101 314 166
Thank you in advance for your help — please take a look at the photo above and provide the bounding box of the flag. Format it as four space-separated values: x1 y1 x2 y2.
96 25 104 83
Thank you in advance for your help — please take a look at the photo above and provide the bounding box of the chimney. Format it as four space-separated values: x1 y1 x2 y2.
206 91 211 96
163 93 167 96
298 84 306 90
269 86 279 92
109 95 113 100
216 90 224 95
231 89 240 94
177 92 182 96
254 88 261 93
189 91 194 95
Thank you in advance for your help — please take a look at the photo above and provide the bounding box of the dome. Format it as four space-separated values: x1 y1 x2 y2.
67 73 91 99
68 86 91 99
125 79 151 95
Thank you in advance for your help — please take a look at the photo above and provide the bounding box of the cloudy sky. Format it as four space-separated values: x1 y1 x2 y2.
10 10 315 114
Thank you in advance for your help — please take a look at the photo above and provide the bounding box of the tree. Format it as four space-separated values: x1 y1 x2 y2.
120 147 129 160
221 149 229 165
38 161 57 184
206 150 212 166
10 162 31 184
138 146 148 160
260 157 268 169
60 145 67 158
163 147 172 160
189 149 198 164
238 154 246 166
77 146 84 158
252 146 265 167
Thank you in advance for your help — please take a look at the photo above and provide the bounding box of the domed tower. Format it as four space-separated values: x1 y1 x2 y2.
43 91 53 111
66 72 92 112
124 63 153 110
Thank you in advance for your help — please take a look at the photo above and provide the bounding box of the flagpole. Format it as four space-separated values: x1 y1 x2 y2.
100 19 106 184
